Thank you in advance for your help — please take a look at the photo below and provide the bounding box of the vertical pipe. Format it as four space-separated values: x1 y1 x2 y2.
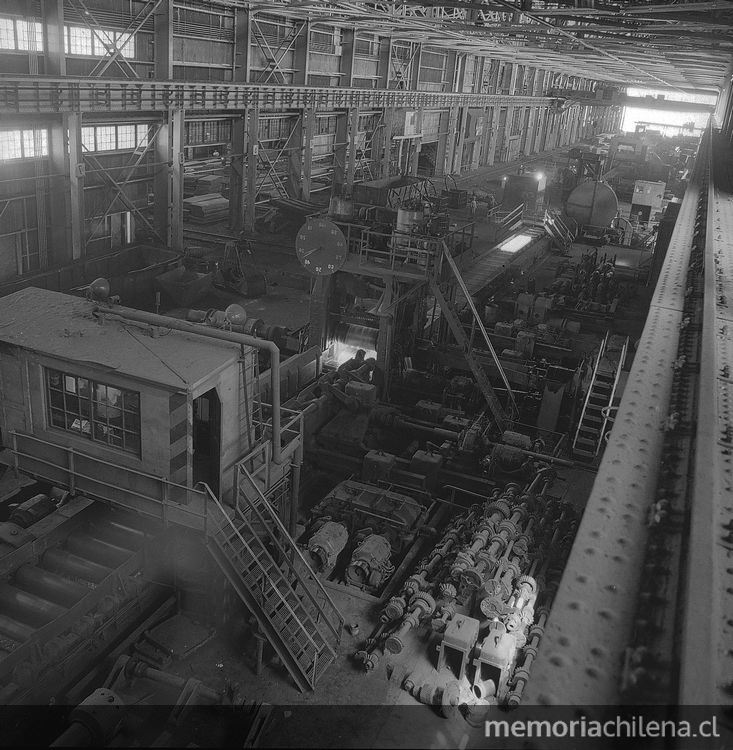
290 428 302 537
94 306 282 463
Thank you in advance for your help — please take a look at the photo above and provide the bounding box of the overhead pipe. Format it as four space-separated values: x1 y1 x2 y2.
93 304 283 463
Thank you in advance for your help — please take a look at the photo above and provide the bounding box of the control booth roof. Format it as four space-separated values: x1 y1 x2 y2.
0 287 240 391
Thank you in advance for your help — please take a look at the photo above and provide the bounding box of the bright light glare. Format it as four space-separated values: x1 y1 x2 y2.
333 342 377 366
499 233 534 254
621 87 717 135
535 172 544 180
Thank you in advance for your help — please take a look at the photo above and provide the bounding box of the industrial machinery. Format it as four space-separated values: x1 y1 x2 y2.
299 480 432 595
14 656 271 748
354 474 578 709
564 180 618 232
214 240 267 297
0 494 172 705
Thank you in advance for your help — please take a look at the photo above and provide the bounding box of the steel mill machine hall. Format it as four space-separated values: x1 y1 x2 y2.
0 1 731 747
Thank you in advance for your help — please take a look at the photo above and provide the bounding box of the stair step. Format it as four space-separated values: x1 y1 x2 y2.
206 489 343 694
574 449 595 459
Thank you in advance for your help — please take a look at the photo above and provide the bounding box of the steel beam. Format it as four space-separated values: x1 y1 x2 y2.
679 130 733 705
0 76 557 116
229 114 247 231
526 126 711 706
43 0 65 76
154 0 174 80
66 113 85 261
245 107 258 231
152 109 184 250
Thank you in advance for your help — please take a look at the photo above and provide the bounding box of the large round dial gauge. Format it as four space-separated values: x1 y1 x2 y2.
295 218 348 276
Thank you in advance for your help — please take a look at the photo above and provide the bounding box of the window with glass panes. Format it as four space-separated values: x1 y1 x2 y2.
46 369 141 455
0 17 43 51
64 25 135 57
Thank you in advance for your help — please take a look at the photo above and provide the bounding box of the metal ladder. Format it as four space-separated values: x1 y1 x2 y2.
543 209 574 250
572 334 628 459
205 470 344 692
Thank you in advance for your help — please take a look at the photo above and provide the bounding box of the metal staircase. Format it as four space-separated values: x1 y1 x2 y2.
205 465 344 692
572 334 628 460
543 209 575 250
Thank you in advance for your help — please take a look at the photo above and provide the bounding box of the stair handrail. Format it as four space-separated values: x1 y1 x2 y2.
236 463 345 642
555 214 574 244
595 336 628 455
572 331 609 453
543 210 570 248
205 485 321 654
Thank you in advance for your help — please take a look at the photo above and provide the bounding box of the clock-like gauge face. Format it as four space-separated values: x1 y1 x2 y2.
295 218 348 276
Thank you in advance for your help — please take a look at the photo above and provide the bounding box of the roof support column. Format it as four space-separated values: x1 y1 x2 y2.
153 108 184 250
46 117 70 264
472 109 487 170
408 108 423 177
245 107 258 232
485 105 500 166
525 106 538 156
454 106 467 173
478 105 493 166
154 0 173 79
332 107 359 195
66 113 85 261
289 109 314 200
229 114 247 231
508 63 519 96
378 37 392 88
292 21 309 85
443 106 460 174
233 6 250 82
376 107 395 179
340 28 355 87
43 0 65 76
503 104 515 162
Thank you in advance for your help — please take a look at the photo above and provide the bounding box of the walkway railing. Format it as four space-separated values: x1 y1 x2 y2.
10 430 210 533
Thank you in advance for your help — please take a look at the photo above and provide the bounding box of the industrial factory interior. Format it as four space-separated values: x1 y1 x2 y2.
0 0 732 747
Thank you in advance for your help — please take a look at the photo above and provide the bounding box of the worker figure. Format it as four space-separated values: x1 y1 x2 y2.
469 195 478 218
352 357 384 398
337 349 366 376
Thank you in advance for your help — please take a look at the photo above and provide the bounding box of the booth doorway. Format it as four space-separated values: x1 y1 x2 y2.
193 388 221 496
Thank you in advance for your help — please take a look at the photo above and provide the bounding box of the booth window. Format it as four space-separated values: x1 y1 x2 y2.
46 369 141 454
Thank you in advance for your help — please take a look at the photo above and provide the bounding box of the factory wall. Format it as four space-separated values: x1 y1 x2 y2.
0 0 622 289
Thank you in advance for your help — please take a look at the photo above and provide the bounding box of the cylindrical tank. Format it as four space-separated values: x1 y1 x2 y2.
565 180 618 227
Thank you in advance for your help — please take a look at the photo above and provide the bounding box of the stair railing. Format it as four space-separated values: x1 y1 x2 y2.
236 462 344 642
595 337 628 455
571 331 609 454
